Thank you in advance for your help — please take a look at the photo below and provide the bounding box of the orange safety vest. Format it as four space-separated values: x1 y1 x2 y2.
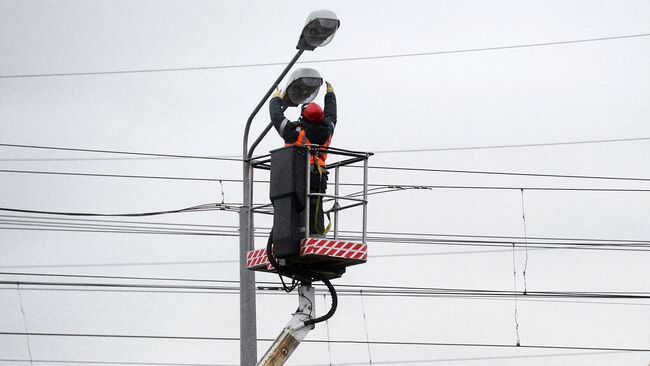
285 127 332 167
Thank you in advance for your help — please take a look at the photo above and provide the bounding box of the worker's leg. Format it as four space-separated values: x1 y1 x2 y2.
309 167 328 236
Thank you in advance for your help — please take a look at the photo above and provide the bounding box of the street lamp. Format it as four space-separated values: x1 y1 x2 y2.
282 68 323 107
239 11 339 366
296 10 341 51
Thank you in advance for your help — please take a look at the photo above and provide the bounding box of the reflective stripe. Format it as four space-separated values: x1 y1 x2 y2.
284 128 306 148
278 118 290 136
284 126 333 166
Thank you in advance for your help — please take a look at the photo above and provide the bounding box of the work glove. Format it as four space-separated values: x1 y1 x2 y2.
325 81 334 93
272 87 283 99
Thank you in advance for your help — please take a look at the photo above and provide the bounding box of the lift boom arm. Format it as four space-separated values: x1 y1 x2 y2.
257 285 316 365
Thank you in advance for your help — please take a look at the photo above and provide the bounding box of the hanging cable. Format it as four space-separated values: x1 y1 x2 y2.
16 284 33 366
360 289 374 365
303 278 338 327
324 293 333 366
265 231 297 293
521 189 529 294
512 243 521 346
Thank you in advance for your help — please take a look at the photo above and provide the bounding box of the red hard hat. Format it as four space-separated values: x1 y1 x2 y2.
302 102 324 122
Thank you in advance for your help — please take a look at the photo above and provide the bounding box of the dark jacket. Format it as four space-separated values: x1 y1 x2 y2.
270 92 337 145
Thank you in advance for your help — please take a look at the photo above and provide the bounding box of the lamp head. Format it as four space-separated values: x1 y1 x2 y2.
282 68 323 107
297 10 340 51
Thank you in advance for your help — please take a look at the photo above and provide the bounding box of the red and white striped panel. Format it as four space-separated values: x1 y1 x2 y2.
246 238 367 271
300 238 368 261
246 247 273 270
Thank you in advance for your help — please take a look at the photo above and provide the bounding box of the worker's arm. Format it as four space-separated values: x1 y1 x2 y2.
323 82 337 128
270 96 300 143
323 92 337 128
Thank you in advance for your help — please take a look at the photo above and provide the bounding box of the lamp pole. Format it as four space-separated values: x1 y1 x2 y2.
239 11 339 365
240 49 304 366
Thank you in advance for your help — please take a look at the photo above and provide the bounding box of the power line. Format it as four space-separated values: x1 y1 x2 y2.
0 350 635 365
1 33 649 79
306 351 634 365
2 224 648 254
366 166 650 183
6 166 650 192
3 283 648 307
5 168 650 193
2 216 649 252
314 339 650 353
1 279 647 300
0 143 240 161
374 137 650 153
0 157 175 162
5 142 650 183
0 259 238 269
0 331 648 352
3 136 647 163
0 280 241 293
0 214 235 230
0 272 239 285
0 359 233 366
2 225 648 252
0 218 235 235
2 273 647 306
0 202 238 217
0 169 237 183
5 214 650 245
382 184 650 192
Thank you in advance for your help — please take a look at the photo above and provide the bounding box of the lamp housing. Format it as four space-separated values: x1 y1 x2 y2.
296 10 340 51
282 68 323 107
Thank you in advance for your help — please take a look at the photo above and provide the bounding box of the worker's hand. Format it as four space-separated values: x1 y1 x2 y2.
325 81 334 93
272 87 283 99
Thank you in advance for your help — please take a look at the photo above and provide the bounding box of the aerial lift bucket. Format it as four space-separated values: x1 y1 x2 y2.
246 145 372 365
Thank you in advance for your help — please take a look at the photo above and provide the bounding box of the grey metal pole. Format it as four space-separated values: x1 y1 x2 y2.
334 166 339 240
239 162 257 366
305 148 311 240
362 158 368 245
240 49 304 366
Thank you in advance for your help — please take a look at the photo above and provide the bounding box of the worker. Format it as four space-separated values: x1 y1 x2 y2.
270 81 337 236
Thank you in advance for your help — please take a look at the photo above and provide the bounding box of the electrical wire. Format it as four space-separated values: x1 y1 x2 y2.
1 273 647 306
2 217 649 252
1 278 648 300
3 284 648 307
0 350 638 366
0 331 648 352
3 136 648 163
0 359 232 366
3 226 648 252
374 136 650 154
0 272 239 285
0 218 234 234
0 202 238 217
365 165 650 183
0 143 240 161
4 214 650 245
0 137 630 162
5 167 650 193
1 33 649 79
376 184 650 192
0 169 238 183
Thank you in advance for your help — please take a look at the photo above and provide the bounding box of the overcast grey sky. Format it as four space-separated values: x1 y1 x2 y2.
1 1 649 365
